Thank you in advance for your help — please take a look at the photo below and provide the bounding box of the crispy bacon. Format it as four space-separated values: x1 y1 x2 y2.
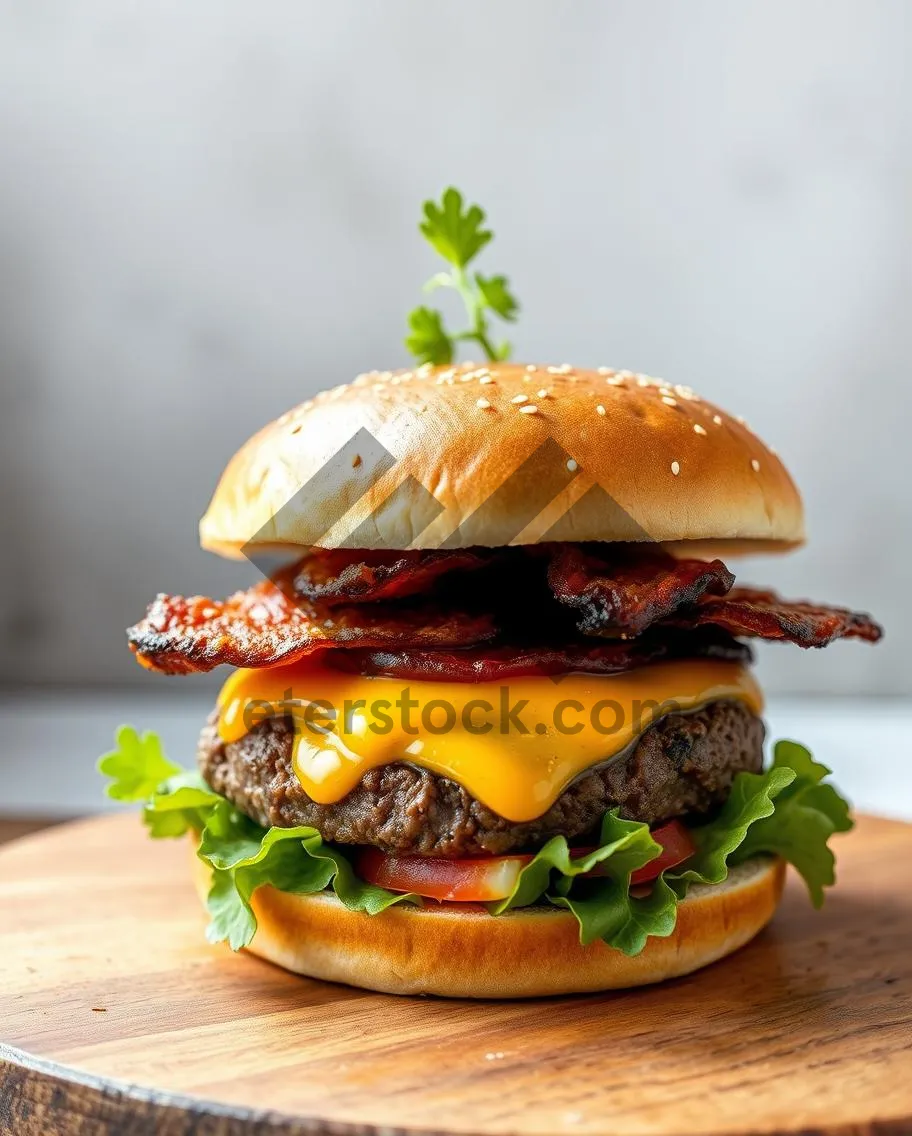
127 539 883 679
326 631 753 683
670 588 884 648
127 579 497 675
547 544 735 637
292 548 493 605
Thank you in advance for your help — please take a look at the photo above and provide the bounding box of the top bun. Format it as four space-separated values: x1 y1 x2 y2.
200 362 804 557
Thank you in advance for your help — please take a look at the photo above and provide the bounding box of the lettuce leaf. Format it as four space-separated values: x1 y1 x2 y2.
670 740 853 907
482 739 852 951
99 726 182 802
669 764 797 888
490 812 678 955
99 727 852 957
727 740 853 907
196 803 418 947
97 728 415 949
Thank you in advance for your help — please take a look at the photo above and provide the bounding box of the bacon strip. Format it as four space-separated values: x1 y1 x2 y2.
547 544 735 637
327 632 753 683
127 579 497 675
292 548 494 605
670 588 884 648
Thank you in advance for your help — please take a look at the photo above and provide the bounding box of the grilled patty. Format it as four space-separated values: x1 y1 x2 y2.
197 700 764 856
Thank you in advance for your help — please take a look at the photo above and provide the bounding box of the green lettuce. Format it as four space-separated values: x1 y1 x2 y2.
490 812 678 955
98 726 416 948
483 740 852 954
99 727 851 957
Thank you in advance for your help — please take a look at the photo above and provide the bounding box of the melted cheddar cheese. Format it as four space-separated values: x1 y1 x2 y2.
217 659 762 823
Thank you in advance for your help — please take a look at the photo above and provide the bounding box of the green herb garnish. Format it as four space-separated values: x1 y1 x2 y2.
405 187 519 365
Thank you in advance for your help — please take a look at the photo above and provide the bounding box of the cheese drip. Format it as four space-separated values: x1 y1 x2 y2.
217 659 763 823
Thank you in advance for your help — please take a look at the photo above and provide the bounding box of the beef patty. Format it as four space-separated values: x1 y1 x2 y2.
198 700 764 856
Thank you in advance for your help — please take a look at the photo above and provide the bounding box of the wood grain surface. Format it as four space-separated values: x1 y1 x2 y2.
0 816 59 845
0 812 910 1136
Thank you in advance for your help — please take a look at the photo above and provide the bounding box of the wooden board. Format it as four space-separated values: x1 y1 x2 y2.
0 813 910 1136
0 817 60 845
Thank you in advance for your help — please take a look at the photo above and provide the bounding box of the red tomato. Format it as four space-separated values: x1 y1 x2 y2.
357 847 529 902
629 820 695 884
357 820 695 903
563 820 696 886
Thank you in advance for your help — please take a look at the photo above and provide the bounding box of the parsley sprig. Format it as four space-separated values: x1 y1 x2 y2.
405 187 519 365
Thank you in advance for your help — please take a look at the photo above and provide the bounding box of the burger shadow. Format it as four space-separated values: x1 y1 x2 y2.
446 887 912 1060
218 890 910 1110
259 887 911 1029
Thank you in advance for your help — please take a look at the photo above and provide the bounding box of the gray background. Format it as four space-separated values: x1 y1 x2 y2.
0 0 908 698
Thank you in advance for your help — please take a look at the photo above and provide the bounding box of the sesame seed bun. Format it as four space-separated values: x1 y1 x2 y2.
191 853 785 998
199 362 804 557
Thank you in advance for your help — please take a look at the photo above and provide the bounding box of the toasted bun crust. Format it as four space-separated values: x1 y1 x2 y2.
192 854 785 998
199 363 803 557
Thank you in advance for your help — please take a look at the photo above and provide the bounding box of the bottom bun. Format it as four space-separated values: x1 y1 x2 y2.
191 852 785 998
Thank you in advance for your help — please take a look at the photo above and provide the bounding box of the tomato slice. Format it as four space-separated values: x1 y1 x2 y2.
563 820 696 886
357 847 530 902
629 820 696 884
356 820 695 903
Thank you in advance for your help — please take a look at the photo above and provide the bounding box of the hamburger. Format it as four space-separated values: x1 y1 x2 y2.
100 359 881 998
99 189 881 998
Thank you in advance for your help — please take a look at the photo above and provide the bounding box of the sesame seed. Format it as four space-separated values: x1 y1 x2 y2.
511 394 529 405
620 370 634 378
597 366 614 376
475 398 491 410
661 396 678 407
352 454 362 468
525 364 537 372
566 458 578 472
519 404 539 415
537 388 551 398
479 375 494 385
712 414 723 426
671 461 681 476
751 458 761 472
596 404 606 416
460 373 475 382
693 423 707 436
607 375 625 385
